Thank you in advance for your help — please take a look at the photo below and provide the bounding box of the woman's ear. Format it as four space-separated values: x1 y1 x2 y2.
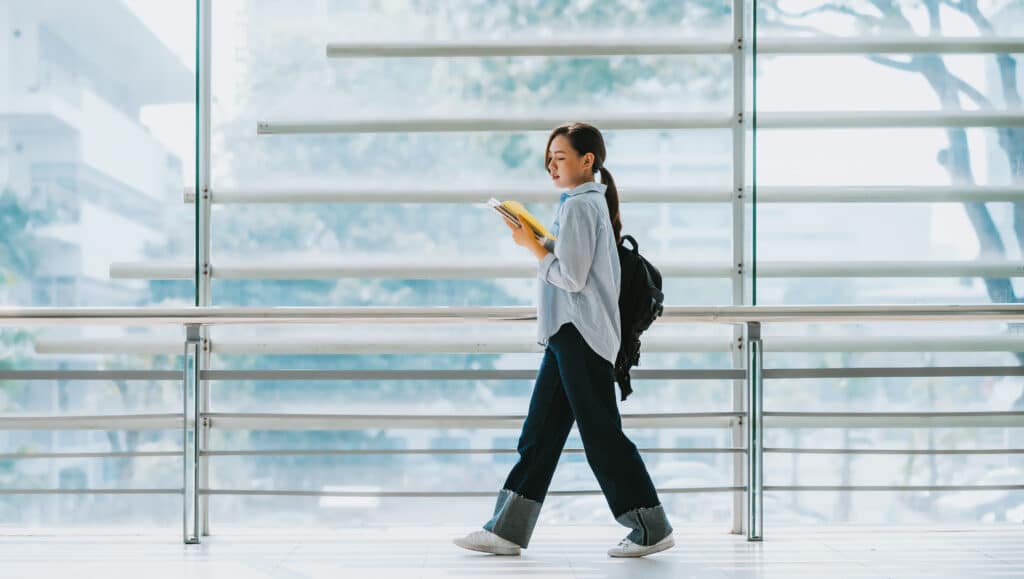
583 152 594 170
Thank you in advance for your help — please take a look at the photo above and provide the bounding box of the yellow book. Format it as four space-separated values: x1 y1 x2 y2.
486 198 557 241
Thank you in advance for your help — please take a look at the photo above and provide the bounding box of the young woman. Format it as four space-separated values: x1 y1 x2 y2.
454 123 675 558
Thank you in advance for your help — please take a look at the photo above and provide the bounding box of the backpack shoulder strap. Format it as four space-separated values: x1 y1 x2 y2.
620 234 639 254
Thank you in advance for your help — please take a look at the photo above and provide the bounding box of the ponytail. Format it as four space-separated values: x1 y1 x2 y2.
599 166 622 244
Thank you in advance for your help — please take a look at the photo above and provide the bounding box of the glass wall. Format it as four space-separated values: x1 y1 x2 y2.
206 0 742 529
2 0 1021 531
754 0 1023 524
0 0 195 527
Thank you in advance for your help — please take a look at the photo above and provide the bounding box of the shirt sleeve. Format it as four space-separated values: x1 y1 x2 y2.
538 200 599 293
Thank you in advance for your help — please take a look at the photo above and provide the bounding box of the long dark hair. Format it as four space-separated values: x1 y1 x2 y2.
545 122 622 244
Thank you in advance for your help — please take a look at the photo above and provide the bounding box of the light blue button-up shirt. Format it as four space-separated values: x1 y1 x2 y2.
537 180 621 365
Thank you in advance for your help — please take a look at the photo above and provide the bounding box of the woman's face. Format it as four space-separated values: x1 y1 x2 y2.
547 134 594 189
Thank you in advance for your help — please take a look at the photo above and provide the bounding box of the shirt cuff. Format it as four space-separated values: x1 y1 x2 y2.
538 252 557 282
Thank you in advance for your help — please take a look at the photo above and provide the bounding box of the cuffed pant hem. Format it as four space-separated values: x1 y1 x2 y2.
482 488 542 548
614 504 673 546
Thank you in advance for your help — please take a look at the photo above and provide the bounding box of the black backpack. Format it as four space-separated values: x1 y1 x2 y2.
614 234 664 401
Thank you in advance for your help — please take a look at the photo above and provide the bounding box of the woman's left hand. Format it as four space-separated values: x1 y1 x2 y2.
504 217 538 248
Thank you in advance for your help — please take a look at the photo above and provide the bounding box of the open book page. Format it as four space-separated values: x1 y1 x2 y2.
485 198 557 241
486 198 523 228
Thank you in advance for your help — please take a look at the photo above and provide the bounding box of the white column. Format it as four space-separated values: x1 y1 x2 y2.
729 0 750 536
196 0 213 538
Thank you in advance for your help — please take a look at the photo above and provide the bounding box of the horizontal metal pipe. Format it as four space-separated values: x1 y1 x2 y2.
202 447 747 456
4 304 1024 325
757 110 1024 129
198 369 744 381
34 338 190 355
257 113 735 135
0 488 183 495
109 260 732 280
759 260 1024 277
757 185 1024 203
108 262 193 280
200 486 745 497
768 410 1024 418
204 412 743 430
32 336 730 355
4 411 1022 432
256 111 1024 135
758 36 1024 55
764 485 1024 492
183 185 732 204
0 487 740 496
0 451 182 460
206 336 730 355
326 38 734 57
6 484 1021 495
764 411 1024 428
107 260 1024 281
4 366 1018 382
0 370 182 381
0 414 186 431
765 447 1024 455
32 335 1024 355
764 336 1024 353
215 260 729 280
322 37 1024 58
182 185 1024 205
763 366 1024 379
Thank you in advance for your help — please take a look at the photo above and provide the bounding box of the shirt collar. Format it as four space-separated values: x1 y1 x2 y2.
559 180 606 204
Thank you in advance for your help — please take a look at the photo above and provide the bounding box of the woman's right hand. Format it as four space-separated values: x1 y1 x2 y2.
504 216 537 248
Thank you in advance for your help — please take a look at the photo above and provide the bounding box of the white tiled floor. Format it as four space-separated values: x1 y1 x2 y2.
1 525 1022 578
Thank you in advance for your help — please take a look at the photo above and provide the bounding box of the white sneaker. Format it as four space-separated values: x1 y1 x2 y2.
607 533 675 558
453 529 522 555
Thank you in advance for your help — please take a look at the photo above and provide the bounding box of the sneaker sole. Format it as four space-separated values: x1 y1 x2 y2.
452 538 521 556
608 537 675 558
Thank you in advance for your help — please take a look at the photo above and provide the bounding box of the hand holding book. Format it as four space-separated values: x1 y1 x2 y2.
486 198 557 242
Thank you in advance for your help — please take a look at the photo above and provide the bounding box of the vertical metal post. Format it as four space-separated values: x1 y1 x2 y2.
729 0 749 535
183 324 202 544
199 334 211 536
745 321 763 541
196 0 213 537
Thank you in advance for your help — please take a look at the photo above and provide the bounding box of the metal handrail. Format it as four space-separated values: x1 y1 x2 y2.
30 335 1024 355
2 305 1022 543
2 303 1023 325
